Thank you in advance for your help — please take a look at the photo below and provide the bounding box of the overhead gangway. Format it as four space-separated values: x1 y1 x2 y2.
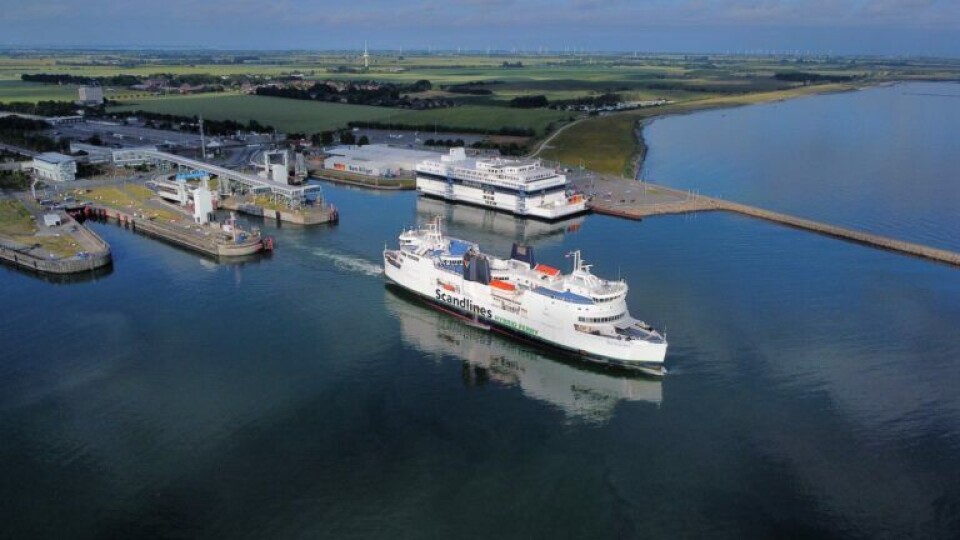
114 148 321 203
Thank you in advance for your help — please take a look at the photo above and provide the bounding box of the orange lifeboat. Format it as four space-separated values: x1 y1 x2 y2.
490 280 516 291
534 264 560 277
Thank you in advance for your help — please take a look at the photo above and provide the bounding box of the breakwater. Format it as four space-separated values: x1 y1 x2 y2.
718 200 960 266
577 175 960 268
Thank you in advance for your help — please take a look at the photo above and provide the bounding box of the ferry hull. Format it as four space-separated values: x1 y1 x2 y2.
417 191 590 222
384 252 667 374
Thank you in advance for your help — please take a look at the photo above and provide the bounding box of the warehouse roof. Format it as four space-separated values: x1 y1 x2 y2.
35 152 75 164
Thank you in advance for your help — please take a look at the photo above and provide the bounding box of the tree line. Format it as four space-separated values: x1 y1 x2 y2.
346 121 535 137
773 72 856 83
255 79 443 108
119 111 276 135
22 73 140 86
0 116 68 153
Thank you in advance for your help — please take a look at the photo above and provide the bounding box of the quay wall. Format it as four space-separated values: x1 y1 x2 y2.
98 207 218 257
0 215 112 275
220 198 338 225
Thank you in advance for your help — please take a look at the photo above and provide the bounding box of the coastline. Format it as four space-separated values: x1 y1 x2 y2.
629 82 867 179
541 82 864 178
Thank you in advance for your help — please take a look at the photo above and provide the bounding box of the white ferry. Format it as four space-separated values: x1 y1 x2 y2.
383 218 668 375
386 287 663 422
415 148 588 220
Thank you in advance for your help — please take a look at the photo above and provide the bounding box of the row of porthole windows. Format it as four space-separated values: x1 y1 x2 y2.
592 295 622 303
578 312 626 323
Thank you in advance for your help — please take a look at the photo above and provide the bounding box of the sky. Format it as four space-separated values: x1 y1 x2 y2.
1 0 958 56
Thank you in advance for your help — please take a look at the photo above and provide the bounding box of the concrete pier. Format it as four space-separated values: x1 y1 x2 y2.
573 174 960 268
0 213 112 275
95 207 263 258
220 196 339 225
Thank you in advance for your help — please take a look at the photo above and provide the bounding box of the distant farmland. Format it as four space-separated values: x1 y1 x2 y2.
110 94 574 134
110 95 405 133
0 81 81 103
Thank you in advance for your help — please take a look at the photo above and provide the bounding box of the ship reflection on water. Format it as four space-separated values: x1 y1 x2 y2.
385 287 662 423
414 196 585 255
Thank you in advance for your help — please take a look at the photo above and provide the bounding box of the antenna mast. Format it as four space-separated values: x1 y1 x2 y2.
199 115 206 160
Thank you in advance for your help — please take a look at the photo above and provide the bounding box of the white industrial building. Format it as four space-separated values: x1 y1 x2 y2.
69 142 114 164
32 153 77 182
69 143 158 166
111 146 159 166
323 145 440 178
78 86 104 105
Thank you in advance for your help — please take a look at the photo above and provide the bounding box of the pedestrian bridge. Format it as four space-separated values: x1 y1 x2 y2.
114 148 321 202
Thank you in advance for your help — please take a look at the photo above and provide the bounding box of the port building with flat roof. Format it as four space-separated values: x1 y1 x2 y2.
32 152 77 182
78 86 104 105
322 145 440 178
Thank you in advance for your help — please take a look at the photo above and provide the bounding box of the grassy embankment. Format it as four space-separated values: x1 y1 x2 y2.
540 83 857 177
0 199 79 256
81 185 182 222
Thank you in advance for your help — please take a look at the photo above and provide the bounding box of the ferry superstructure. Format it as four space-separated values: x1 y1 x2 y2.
415 148 588 220
383 218 668 374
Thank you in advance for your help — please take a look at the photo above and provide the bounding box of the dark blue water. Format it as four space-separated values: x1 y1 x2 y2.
3 130 960 536
642 81 960 251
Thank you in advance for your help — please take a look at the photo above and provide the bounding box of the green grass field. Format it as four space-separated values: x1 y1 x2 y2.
5 51 960 180
0 198 81 256
403 105 572 134
110 94 404 133
0 80 148 104
109 94 575 134
0 81 81 103
0 199 35 236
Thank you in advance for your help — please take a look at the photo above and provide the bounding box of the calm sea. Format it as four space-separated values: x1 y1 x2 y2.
2 85 959 538
642 81 960 251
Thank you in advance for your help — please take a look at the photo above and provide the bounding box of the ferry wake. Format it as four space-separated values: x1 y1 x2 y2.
383 218 668 375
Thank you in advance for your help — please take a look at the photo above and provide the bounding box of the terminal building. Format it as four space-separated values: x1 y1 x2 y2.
78 86 104 106
69 142 114 164
32 152 77 182
322 145 440 178
69 143 158 166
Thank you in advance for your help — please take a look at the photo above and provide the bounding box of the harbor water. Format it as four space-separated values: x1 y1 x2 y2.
642 81 960 251
2 85 960 538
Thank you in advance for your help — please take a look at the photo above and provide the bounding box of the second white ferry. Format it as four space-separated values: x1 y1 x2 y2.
415 148 588 220
383 218 668 375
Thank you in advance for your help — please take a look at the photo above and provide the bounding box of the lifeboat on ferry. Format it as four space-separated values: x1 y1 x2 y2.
534 264 560 277
490 279 516 291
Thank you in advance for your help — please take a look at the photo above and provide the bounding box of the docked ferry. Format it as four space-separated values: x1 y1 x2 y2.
415 148 588 220
383 218 668 375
